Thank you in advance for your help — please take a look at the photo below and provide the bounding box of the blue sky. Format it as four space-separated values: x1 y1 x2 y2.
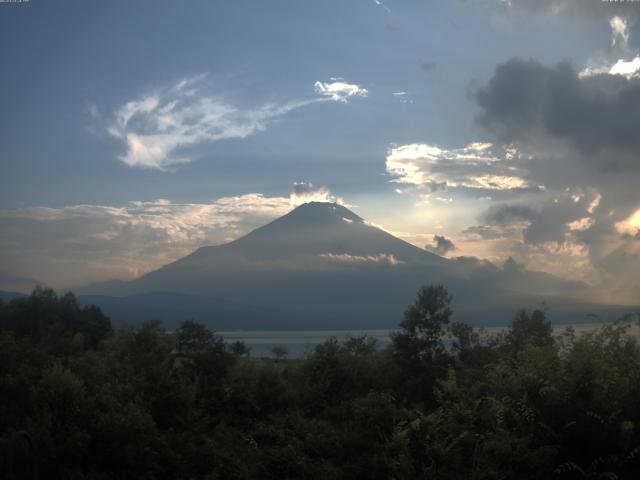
2 0 640 302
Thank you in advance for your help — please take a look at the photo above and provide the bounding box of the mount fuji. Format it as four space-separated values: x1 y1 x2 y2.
77 202 621 329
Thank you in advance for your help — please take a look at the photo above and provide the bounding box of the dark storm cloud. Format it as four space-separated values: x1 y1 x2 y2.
484 204 538 226
427 235 456 255
476 58 640 170
485 192 601 246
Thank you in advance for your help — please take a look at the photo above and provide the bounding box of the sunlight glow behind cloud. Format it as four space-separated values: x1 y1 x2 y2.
290 182 342 206
385 142 533 191
615 208 640 236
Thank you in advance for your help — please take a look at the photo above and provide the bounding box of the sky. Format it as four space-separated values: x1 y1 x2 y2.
2 0 640 303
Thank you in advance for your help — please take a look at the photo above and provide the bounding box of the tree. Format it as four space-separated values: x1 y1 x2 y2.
506 308 553 353
230 340 250 357
392 285 452 364
271 345 288 362
391 285 453 404
175 320 215 355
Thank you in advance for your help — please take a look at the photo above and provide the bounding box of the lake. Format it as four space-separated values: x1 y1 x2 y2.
219 321 640 358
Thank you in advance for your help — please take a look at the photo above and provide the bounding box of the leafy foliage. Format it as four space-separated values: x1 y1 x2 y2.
0 287 639 478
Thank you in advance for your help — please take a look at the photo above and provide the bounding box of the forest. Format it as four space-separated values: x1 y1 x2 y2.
1 286 640 479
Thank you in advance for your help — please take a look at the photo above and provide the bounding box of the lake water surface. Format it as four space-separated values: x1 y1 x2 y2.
219 322 640 358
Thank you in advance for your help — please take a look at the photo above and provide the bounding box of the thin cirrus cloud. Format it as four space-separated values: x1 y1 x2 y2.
107 77 368 170
385 142 534 192
372 0 391 14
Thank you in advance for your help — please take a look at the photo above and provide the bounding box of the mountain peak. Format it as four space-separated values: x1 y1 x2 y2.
286 201 363 224
214 199 440 265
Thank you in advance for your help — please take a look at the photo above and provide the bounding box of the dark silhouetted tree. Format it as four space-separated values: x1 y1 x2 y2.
391 285 453 403
506 308 553 352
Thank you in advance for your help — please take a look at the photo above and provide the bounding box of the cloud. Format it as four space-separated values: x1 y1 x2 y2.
0 182 352 289
392 91 414 104
484 204 537 226
568 217 595 232
608 56 640 78
372 0 391 14
313 81 368 102
610 15 630 50
476 58 640 171
462 224 522 241
592 235 640 301
578 15 638 80
481 190 603 246
489 0 638 23
458 56 640 301
579 15 638 80
290 182 342 206
615 208 640 236
108 76 367 170
0 193 297 289
385 141 535 191
426 235 456 256
319 253 402 266
460 185 639 299
580 56 640 80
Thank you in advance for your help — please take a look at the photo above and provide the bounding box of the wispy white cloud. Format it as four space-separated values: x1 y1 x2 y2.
372 0 391 14
313 80 368 102
391 91 413 104
108 76 367 170
385 142 535 191
610 15 629 50
319 253 402 265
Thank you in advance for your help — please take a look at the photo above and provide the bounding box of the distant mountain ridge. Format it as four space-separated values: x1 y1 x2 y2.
76 202 624 329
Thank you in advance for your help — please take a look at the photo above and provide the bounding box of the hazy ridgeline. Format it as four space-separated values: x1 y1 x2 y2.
1 287 640 479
